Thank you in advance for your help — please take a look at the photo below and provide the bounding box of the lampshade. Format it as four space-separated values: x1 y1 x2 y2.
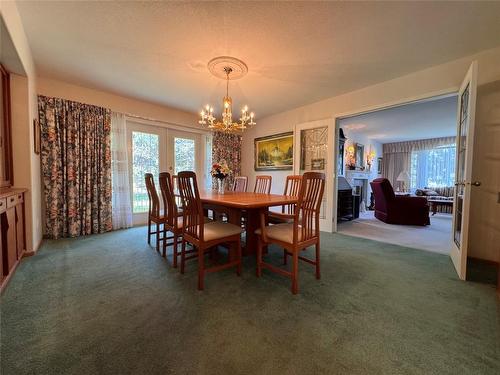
397 171 410 183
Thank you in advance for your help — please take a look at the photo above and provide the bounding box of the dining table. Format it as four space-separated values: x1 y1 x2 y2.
199 190 298 255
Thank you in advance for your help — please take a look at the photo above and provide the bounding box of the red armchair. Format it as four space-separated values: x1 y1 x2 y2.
370 178 430 226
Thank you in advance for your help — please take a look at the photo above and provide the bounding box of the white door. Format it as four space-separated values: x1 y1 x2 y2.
450 61 479 280
127 122 167 225
294 119 336 232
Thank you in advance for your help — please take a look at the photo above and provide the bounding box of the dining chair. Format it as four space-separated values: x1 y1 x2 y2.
145 173 166 252
171 175 183 208
158 172 184 266
178 171 243 290
268 175 302 224
254 175 272 194
255 172 325 294
232 176 248 192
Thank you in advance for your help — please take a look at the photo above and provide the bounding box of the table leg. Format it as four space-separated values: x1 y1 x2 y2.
432 202 437 216
245 208 268 256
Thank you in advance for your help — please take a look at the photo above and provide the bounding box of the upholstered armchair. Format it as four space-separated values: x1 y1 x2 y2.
370 178 430 226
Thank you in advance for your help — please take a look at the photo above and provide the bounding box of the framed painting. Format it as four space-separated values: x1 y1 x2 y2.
254 131 293 171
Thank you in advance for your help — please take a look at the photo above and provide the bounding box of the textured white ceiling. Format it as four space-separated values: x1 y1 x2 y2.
16 1 500 119
339 95 457 144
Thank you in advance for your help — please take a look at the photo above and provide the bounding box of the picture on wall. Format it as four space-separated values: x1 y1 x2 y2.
254 131 293 171
377 157 383 174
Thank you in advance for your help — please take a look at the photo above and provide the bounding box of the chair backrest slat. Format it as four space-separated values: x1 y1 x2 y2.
254 175 272 194
145 173 161 217
178 171 204 241
159 172 178 227
281 175 302 214
233 176 248 192
294 172 325 243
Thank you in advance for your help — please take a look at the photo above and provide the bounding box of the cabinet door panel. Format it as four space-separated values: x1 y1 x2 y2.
6 207 16 272
15 203 24 259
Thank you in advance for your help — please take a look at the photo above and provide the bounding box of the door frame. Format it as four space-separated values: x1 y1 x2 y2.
332 89 458 233
126 118 210 226
294 118 335 232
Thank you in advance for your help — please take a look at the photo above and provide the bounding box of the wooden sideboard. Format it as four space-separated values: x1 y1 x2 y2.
0 188 27 292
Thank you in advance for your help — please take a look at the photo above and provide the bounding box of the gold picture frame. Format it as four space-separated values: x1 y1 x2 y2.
254 131 293 171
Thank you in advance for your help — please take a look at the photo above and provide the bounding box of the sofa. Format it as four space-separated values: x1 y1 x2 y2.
414 187 454 214
370 178 430 226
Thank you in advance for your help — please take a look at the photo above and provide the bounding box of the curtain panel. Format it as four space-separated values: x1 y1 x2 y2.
211 131 242 189
111 112 133 230
382 136 456 153
38 95 112 239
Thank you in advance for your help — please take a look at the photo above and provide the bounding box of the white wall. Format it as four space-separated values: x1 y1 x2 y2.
1 1 41 252
37 77 199 130
241 46 500 261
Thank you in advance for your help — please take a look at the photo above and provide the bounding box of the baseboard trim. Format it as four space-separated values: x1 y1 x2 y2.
22 238 44 258
468 256 499 267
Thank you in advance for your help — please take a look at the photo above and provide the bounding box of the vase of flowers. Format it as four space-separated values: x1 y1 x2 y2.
211 162 231 194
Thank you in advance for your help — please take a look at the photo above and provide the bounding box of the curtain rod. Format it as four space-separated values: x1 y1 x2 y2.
121 112 211 135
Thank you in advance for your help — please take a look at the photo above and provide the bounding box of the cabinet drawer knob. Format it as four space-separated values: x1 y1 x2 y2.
10 198 15 202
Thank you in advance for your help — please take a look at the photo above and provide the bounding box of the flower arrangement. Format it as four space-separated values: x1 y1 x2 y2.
211 162 231 180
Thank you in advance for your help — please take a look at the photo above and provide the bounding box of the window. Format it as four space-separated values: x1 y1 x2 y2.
410 145 456 189
131 131 159 213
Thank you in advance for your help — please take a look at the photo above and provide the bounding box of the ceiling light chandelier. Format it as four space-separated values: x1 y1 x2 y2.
199 57 256 132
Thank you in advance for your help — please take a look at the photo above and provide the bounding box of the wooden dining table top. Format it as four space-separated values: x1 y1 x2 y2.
199 190 297 209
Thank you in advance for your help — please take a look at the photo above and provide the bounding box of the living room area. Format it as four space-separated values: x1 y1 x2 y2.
336 95 457 254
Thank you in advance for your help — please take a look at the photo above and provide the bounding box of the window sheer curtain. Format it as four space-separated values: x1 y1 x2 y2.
111 112 133 229
410 146 456 189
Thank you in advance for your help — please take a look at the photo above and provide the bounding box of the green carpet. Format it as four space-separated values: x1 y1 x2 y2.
1 227 499 374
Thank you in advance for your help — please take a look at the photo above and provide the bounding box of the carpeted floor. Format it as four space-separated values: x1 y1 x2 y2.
1 227 498 375
338 211 453 254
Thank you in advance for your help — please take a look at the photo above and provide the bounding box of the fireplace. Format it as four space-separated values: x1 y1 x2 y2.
345 170 370 212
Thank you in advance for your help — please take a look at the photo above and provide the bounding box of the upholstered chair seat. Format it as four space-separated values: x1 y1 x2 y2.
255 223 303 244
202 222 242 242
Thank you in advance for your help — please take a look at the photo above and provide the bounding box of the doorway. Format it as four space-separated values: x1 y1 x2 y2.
334 94 459 255
127 120 204 225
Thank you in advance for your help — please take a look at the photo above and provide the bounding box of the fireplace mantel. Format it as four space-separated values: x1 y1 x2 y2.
345 170 371 180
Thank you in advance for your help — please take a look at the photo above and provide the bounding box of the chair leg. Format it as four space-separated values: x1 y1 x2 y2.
147 217 152 245
162 226 167 258
236 239 242 276
283 249 288 265
156 223 160 252
197 247 204 291
315 242 321 280
180 239 186 274
291 251 299 295
173 235 178 268
256 238 262 277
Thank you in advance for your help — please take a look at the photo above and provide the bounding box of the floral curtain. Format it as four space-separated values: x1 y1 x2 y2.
38 95 112 239
211 131 242 189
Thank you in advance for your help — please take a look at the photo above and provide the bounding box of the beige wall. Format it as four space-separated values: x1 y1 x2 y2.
37 77 199 130
242 46 500 261
1 1 42 252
